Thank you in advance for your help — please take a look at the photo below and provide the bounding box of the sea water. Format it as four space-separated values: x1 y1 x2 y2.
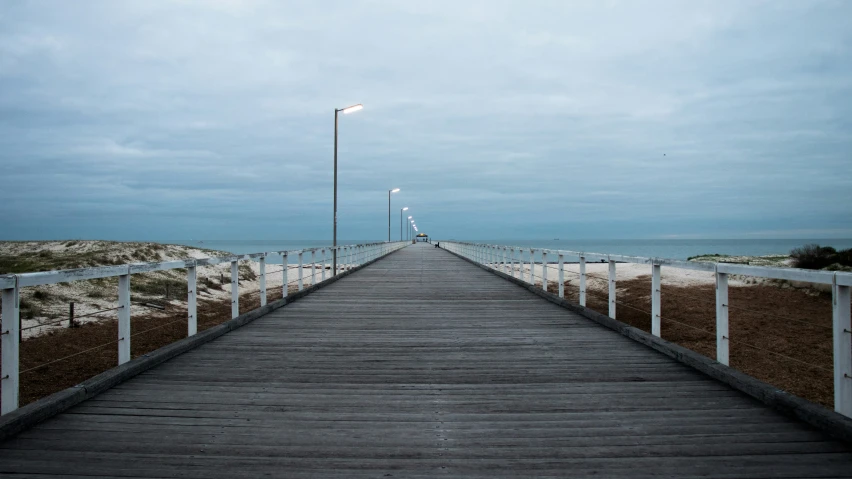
162 238 852 261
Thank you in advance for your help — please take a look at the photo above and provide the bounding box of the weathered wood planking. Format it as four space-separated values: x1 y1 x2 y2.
1 243 851 478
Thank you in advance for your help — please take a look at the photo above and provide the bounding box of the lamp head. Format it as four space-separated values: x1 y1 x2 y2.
340 104 363 114
390 188 400 193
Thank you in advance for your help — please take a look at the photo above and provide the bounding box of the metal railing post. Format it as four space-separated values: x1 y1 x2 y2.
118 273 131 364
187 263 197 336
579 255 587 307
651 263 661 337
259 255 267 307
298 252 304 291
1 281 20 414
833 278 852 417
230 261 239 319
541 251 548 291
608 259 616 319
558 254 564 298
715 269 729 365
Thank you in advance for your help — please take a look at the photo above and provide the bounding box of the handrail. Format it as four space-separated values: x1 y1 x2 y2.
0 240 408 414
440 240 852 419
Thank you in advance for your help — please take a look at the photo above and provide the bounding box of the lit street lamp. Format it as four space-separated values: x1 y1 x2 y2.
388 188 400 242
333 103 363 273
400 207 408 241
407 216 412 241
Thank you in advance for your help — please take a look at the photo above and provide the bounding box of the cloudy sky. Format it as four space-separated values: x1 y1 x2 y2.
1 0 850 241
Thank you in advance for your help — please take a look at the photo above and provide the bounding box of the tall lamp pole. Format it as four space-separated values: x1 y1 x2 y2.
407 215 413 241
333 103 363 273
388 188 400 242
399 207 408 241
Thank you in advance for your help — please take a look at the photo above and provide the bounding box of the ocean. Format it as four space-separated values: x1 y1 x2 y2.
161 238 852 261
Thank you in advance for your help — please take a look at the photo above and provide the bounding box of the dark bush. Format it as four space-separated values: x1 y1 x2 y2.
790 244 852 270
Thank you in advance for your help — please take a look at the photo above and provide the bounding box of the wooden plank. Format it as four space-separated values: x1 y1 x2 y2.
1 243 851 477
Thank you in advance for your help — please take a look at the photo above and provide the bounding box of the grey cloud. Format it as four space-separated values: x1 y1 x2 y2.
1 0 850 240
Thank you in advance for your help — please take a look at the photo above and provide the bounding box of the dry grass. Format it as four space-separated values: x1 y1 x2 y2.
4 288 286 408
551 275 837 409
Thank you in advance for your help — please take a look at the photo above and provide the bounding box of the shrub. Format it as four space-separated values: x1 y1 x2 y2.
33 289 50 301
790 244 852 270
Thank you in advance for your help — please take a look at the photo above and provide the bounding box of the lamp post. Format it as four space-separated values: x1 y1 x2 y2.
407 216 412 241
387 188 400 242
333 103 363 273
399 207 408 241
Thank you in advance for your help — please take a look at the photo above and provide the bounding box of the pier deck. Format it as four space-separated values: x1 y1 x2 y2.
1 243 850 477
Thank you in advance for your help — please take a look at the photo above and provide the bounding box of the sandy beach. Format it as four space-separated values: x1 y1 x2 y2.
0 241 356 338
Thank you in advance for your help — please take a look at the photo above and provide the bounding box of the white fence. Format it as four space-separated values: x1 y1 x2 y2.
0 241 408 415
441 241 852 418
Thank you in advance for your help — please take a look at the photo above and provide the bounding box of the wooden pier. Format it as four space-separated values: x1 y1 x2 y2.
1 243 851 477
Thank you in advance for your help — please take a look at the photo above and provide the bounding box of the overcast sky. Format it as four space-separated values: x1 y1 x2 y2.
1 0 850 241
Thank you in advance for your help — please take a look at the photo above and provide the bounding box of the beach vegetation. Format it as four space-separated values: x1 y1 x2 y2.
790 244 852 270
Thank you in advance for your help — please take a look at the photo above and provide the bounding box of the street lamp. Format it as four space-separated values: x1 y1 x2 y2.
388 188 400 242
333 103 363 273
407 216 413 241
400 207 408 241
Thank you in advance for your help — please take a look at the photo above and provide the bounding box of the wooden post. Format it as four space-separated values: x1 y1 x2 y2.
541 251 548 291
558 254 564 299
529 249 535 284
69 302 75 328
833 279 851 417
652 264 661 337
118 274 131 365
259 255 267 307
715 270 729 366
321 249 327 282
2 283 20 414
187 264 197 336
230 261 239 319
298 252 304 291
310 250 316 286
579 256 586 307
608 260 616 319
282 253 289 299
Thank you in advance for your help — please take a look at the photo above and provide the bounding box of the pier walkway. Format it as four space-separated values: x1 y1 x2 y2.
1 243 851 477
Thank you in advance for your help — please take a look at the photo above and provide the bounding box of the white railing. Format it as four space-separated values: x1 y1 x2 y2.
0 241 408 415
441 241 852 418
